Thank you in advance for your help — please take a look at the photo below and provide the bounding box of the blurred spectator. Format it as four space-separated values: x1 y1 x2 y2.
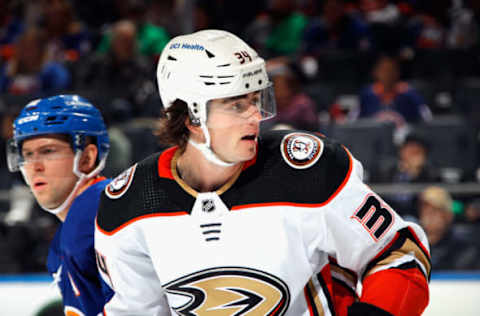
463 198 480 224
71 0 119 30
446 0 478 49
302 0 371 55
193 0 264 35
354 55 431 141
372 132 440 218
373 132 439 183
418 186 480 270
358 0 409 53
0 0 25 61
39 0 94 63
405 0 479 50
77 20 156 119
405 12 446 50
243 0 308 58
96 0 170 58
0 26 71 95
148 0 187 37
266 58 319 131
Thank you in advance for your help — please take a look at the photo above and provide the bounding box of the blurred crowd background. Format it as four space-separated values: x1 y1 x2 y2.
1 0 480 274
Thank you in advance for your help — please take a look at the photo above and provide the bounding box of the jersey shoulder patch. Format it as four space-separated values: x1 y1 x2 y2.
105 164 137 199
280 132 323 169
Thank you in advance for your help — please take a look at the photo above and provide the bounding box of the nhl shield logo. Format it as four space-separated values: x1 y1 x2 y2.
202 199 215 213
105 164 137 199
280 133 323 169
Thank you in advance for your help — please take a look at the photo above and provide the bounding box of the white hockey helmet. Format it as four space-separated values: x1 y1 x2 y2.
156 29 276 125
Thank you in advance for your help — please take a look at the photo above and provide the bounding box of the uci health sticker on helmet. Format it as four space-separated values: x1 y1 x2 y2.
170 42 205 51
281 133 323 169
105 164 137 199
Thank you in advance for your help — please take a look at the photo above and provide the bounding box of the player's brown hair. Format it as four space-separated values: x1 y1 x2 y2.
155 99 190 151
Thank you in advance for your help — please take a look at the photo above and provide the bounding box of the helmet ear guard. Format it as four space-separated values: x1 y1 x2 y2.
188 105 201 126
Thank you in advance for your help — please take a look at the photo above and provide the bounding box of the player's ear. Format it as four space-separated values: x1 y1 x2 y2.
79 144 98 173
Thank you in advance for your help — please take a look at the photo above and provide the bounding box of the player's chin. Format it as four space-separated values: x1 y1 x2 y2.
237 145 256 161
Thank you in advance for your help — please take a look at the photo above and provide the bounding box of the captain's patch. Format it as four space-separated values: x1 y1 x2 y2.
105 164 137 199
280 133 323 169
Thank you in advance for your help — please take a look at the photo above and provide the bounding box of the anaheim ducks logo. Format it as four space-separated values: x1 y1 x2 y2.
105 164 137 199
280 133 323 169
165 267 290 315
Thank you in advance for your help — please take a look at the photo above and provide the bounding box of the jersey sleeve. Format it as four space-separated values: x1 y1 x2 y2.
320 150 431 316
95 200 171 315
59 180 114 315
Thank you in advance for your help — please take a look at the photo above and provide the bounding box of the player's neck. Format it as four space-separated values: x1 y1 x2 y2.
177 145 242 193
56 176 100 222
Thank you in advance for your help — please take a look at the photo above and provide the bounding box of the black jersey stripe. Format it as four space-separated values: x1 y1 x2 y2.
317 271 336 315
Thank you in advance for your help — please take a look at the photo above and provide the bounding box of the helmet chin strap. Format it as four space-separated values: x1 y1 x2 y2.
20 150 107 216
188 123 235 168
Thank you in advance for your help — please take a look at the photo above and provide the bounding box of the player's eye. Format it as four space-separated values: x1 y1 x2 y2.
22 151 34 159
40 147 57 156
231 102 248 113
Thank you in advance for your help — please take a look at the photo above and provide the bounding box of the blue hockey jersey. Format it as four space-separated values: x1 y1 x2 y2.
47 178 113 316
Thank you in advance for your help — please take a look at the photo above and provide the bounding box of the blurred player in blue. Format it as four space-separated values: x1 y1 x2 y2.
7 95 113 316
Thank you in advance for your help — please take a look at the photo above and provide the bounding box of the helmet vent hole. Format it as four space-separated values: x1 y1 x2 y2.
258 80 263 85
205 50 215 58
204 82 215 86
44 116 64 125
217 63 230 68
220 82 230 85
167 55 177 61
51 106 62 109
245 83 250 89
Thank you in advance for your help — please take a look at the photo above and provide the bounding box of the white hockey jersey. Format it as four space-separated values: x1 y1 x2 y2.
95 130 431 316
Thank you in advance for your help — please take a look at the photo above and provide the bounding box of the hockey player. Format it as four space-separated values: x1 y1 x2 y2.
95 30 431 316
7 95 112 316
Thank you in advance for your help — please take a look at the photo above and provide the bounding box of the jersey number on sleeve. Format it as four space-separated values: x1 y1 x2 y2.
95 250 114 289
352 194 394 241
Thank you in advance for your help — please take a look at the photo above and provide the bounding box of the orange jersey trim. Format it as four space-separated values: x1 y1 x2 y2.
96 211 189 236
158 146 257 177
158 147 177 179
92 176 107 184
231 146 353 211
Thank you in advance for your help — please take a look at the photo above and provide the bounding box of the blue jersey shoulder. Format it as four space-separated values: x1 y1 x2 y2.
62 179 110 255
46 178 111 315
